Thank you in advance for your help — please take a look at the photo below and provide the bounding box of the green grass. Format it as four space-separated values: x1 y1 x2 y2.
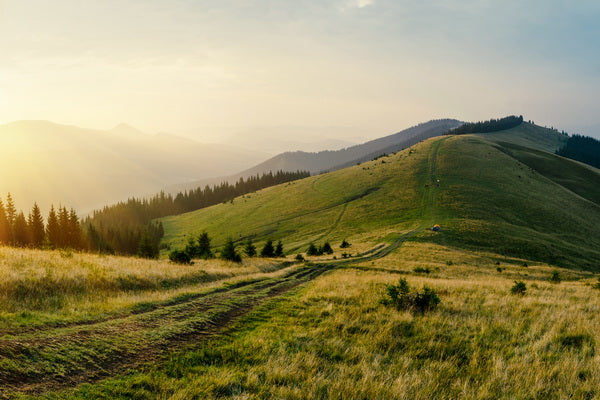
161 128 600 270
26 245 600 400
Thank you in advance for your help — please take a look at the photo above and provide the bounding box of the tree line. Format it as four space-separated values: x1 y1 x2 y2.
82 170 310 257
556 134 600 168
448 115 524 135
0 194 84 249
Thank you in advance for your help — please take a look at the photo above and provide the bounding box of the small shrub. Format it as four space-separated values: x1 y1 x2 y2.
381 278 441 313
510 281 527 295
321 242 333 255
295 254 305 262
496 267 503 273
306 243 321 256
413 267 431 274
556 333 594 350
445 260 453 266
340 239 351 248
169 250 193 265
550 271 561 284
522 263 528 268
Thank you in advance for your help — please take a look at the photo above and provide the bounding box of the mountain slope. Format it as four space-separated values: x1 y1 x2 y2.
0 121 270 213
161 123 600 270
166 119 462 193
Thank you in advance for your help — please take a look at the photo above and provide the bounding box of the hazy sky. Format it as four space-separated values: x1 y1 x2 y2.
1 0 599 142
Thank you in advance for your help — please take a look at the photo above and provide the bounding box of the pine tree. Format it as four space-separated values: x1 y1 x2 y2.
197 231 213 259
0 199 10 244
5 193 16 227
221 237 241 263
138 231 159 259
46 205 60 248
28 203 45 247
274 240 284 257
13 212 30 247
58 206 70 248
184 236 200 258
244 238 257 257
307 243 319 256
321 242 333 254
260 239 275 257
68 209 83 249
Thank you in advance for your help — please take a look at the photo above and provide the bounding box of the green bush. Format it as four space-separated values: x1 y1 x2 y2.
381 278 441 313
413 267 431 274
169 250 193 265
510 281 527 295
340 239 351 248
550 271 561 284
295 254 305 262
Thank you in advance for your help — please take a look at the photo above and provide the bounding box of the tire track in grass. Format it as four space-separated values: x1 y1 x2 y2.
0 264 332 398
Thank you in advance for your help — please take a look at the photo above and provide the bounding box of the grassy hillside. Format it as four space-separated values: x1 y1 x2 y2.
161 126 600 270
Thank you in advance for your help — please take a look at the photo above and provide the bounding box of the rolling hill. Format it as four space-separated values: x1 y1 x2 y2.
0 121 270 213
161 122 600 270
166 119 462 193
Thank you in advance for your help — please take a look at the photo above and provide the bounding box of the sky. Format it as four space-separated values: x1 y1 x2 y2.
1 0 599 144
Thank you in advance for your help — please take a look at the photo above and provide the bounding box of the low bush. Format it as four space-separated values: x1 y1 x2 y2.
413 267 431 274
169 250 193 265
550 271 561 284
381 278 441 313
510 281 527 295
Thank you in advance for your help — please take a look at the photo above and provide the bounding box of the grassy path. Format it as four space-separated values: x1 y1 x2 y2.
0 263 331 398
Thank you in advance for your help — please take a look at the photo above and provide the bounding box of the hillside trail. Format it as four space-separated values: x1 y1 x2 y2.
0 137 448 398
0 264 330 398
333 136 448 265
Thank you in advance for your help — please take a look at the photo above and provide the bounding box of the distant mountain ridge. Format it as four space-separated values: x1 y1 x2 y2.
167 119 462 192
0 120 270 213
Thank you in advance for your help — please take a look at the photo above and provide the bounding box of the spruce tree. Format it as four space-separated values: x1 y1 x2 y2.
58 206 70 248
221 237 241 263
321 242 333 254
244 238 257 257
46 205 60 248
307 243 319 256
5 193 16 227
197 231 213 259
13 212 30 247
68 208 83 249
138 231 159 259
184 236 200 258
260 239 275 257
274 240 284 257
28 203 45 247
0 199 10 244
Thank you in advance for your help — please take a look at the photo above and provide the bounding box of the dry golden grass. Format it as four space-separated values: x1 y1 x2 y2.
0 245 293 326
44 241 600 400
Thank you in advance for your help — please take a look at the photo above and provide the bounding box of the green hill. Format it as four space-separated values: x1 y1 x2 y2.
161 123 600 270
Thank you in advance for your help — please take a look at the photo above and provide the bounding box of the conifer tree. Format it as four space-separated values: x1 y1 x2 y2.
28 203 45 247
13 212 29 247
68 208 83 249
221 237 242 263
46 205 60 248
321 242 333 254
5 193 16 227
260 239 275 257
138 231 159 259
0 199 10 244
307 243 319 256
197 231 213 259
274 240 284 257
58 206 70 247
244 238 257 257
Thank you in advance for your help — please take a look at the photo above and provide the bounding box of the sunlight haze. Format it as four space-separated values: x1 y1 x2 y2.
1 0 599 142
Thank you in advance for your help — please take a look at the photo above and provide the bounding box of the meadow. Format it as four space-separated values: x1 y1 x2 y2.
21 241 599 400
